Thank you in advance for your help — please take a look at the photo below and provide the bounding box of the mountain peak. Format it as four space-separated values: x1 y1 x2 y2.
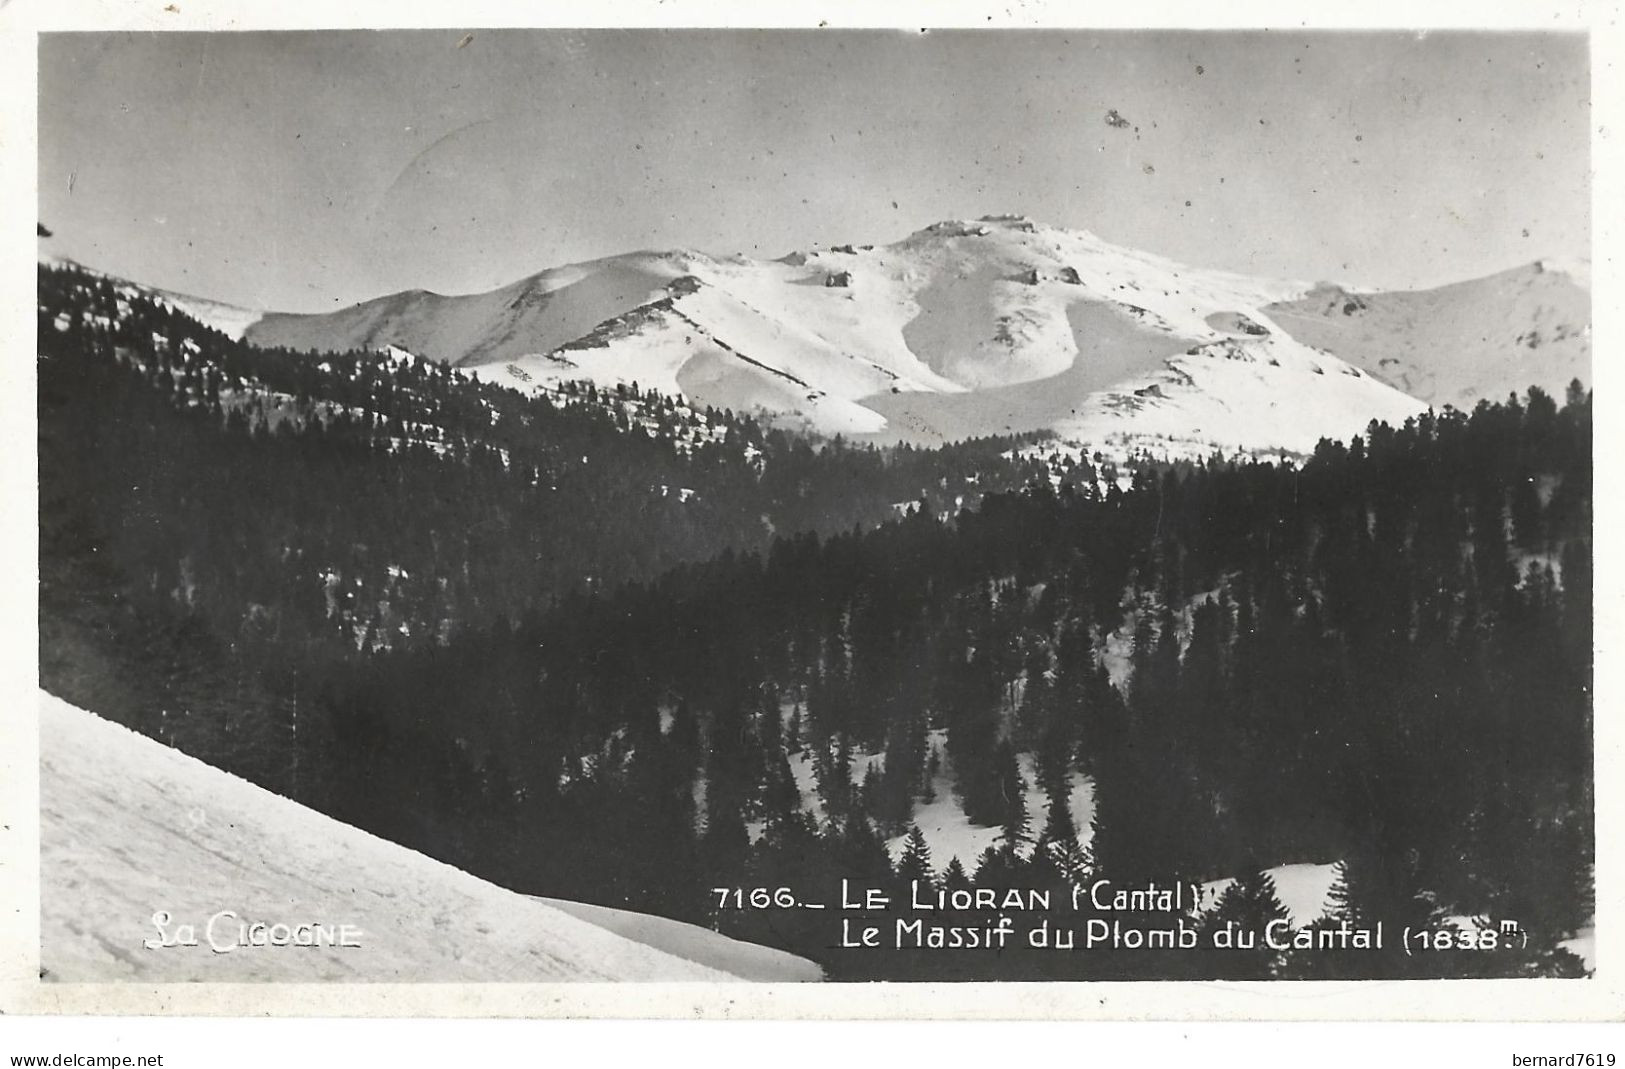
909 216 1041 240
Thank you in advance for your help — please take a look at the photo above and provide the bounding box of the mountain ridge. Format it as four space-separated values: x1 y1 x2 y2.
43 218 1589 460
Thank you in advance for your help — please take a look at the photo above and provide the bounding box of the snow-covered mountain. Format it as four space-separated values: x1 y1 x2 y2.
1263 259 1590 411
50 217 1589 460
39 691 821 982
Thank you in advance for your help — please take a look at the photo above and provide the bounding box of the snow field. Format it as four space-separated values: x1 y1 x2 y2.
40 692 816 982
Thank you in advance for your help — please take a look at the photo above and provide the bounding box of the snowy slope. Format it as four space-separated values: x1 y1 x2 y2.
1026 326 1427 464
1561 924 1596 973
249 253 684 367
39 238 265 341
1196 862 1341 927
39 691 816 982
777 728 1095 876
54 218 1587 459
150 289 264 341
882 741 1095 875
1263 261 1590 409
532 897 822 982
231 215 1582 459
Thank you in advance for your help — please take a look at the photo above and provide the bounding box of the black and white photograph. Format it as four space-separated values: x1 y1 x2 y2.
6 5 1618 1027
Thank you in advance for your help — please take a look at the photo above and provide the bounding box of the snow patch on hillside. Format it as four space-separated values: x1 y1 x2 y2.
768 725 1093 878
148 287 265 341
881 735 1096 875
1560 924 1596 972
1196 862 1341 927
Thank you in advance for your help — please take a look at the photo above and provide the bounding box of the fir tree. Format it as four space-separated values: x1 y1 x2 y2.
897 824 934 888
994 742 1031 855
1197 868 1291 979
941 856 973 894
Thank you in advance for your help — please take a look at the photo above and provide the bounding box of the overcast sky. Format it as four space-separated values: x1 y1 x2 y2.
38 29 1590 313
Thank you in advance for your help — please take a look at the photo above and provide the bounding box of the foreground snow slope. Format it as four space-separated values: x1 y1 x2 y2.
533 898 822 982
40 692 816 982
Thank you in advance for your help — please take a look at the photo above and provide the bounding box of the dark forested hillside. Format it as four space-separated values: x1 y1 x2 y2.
39 263 1048 783
38 262 1592 980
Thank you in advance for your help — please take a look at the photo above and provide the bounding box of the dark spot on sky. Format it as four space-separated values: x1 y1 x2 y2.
1196 65 1204 75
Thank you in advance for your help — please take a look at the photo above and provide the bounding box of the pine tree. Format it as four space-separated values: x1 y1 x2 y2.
1197 868 1291 979
786 702 804 754
859 761 884 819
1039 774 1077 848
994 742 1031 855
941 856 973 893
897 824 934 888
1306 845 1447 979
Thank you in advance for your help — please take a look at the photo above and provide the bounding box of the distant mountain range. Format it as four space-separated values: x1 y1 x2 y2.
44 216 1590 460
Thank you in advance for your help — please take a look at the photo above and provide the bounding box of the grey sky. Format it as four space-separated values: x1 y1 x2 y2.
38 29 1590 313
